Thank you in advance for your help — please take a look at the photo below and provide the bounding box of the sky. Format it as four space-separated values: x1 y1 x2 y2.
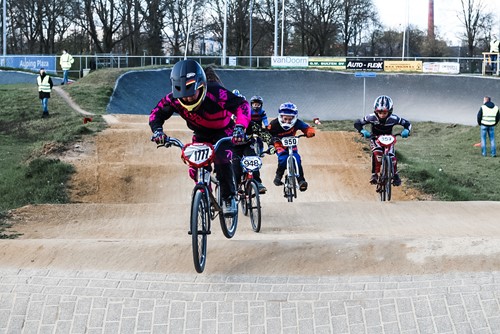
372 0 500 45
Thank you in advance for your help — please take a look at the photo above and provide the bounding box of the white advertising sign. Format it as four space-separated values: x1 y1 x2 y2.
271 56 309 68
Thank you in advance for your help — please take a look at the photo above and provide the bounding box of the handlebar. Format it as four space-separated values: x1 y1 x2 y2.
156 136 233 151
272 134 306 143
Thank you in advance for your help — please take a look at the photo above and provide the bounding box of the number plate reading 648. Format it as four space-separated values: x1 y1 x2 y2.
282 137 298 147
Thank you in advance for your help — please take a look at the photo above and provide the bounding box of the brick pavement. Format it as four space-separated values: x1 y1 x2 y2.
1 269 500 333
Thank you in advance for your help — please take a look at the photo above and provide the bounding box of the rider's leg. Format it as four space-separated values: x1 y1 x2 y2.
293 152 308 191
273 153 287 186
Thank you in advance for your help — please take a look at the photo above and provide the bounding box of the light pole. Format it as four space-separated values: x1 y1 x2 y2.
274 0 278 56
249 0 253 67
222 0 228 66
401 0 409 60
2 0 6 60
280 0 284 56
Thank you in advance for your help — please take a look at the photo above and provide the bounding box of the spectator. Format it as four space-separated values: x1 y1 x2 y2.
490 35 499 74
477 96 500 157
60 49 74 85
36 68 54 118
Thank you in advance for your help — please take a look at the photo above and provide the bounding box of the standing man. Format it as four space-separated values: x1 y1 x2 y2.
37 68 53 118
490 35 499 74
60 49 74 85
477 96 500 157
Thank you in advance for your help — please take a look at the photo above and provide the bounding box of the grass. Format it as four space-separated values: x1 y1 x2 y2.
0 81 107 237
1 68 499 236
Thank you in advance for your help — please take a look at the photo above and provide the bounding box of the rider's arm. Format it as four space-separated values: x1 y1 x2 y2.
149 94 175 132
222 90 251 128
295 119 315 138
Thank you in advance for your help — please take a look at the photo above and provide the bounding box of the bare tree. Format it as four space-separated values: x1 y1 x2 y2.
289 0 341 56
458 0 492 56
338 0 376 56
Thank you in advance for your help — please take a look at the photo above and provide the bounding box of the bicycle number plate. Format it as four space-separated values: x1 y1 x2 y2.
282 136 298 147
181 143 215 168
377 135 395 146
241 156 262 172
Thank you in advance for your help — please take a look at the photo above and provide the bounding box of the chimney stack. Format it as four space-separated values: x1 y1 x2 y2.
428 0 435 39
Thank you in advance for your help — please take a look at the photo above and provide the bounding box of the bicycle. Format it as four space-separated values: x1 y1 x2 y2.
158 136 238 273
236 147 273 232
371 133 401 202
276 134 306 203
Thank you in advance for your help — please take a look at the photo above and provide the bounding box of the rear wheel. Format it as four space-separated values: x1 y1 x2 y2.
216 185 238 239
246 180 261 232
190 189 209 273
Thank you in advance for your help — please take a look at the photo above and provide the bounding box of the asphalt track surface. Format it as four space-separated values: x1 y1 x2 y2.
2 70 500 333
107 68 500 126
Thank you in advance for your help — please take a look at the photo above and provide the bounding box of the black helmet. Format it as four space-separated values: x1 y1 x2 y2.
250 95 263 111
171 59 207 111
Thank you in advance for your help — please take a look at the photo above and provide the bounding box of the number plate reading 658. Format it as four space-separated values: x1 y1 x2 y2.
282 137 298 147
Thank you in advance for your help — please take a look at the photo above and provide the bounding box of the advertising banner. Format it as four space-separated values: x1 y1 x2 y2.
271 56 308 68
308 57 346 69
383 60 423 72
346 59 384 71
2 56 57 73
423 62 460 74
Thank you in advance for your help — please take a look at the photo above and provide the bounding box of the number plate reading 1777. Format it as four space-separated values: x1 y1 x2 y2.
281 136 298 147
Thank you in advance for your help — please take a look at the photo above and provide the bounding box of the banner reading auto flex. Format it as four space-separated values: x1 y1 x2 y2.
346 59 384 71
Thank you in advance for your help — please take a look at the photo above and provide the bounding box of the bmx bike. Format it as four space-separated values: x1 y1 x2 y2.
158 136 238 273
371 133 401 202
236 147 273 232
276 134 306 203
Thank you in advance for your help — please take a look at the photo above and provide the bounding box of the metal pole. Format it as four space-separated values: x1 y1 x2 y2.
2 0 6 60
249 0 253 68
274 0 278 56
222 0 228 65
363 78 366 116
280 0 284 56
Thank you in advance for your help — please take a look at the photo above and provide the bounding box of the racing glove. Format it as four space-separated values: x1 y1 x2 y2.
151 129 167 145
268 146 276 155
360 129 371 138
232 125 246 145
401 129 410 138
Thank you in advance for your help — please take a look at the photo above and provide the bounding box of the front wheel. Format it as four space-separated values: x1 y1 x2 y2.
190 189 209 273
379 155 392 202
246 180 262 232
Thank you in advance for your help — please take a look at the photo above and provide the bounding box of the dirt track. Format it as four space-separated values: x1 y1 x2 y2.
4 115 500 276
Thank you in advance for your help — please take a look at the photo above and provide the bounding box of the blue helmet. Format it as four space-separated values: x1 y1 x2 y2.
278 102 298 130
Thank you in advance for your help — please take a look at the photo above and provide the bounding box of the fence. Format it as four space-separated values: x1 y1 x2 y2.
0 54 494 78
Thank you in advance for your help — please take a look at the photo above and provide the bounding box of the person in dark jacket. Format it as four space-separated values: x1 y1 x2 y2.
36 68 53 118
477 96 500 157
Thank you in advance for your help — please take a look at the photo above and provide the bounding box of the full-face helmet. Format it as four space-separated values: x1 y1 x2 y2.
232 89 246 100
373 95 393 117
171 59 207 112
278 102 298 130
250 95 264 112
